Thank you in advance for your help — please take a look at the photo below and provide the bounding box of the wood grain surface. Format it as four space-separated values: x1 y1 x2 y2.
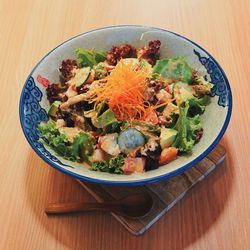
79 145 226 236
0 0 249 249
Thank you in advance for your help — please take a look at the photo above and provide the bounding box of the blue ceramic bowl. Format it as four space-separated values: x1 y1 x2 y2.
19 25 232 186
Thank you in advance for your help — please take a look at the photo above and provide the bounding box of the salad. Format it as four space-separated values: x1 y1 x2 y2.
38 40 213 174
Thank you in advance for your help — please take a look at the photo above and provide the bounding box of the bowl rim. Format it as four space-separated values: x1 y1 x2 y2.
19 25 232 186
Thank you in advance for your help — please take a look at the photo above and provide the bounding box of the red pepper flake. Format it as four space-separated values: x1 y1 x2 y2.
106 65 115 71
37 74 50 88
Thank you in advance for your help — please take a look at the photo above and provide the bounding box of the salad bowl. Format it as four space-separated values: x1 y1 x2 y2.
19 25 232 185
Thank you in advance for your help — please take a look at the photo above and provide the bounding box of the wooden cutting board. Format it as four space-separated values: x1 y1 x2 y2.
78 144 226 235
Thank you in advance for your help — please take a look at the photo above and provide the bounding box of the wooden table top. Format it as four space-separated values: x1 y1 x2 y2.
1 0 249 249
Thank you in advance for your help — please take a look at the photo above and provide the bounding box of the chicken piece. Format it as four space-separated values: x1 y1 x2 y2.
58 127 81 142
91 149 107 162
159 103 179 126
55 119 66 128
156 89 172 103
162 103 179 118
122 157 145 174
144 109 159 124
60 80 105 110
60 93 89 110
142 137 159 154
99 133 121 156
65 84 78 98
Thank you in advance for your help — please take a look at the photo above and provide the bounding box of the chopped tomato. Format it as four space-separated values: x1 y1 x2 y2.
106 65 115 71
159 147 178 165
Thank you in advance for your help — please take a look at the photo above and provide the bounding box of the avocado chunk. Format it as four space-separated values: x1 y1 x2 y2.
48 101 61 117
160 127 178 149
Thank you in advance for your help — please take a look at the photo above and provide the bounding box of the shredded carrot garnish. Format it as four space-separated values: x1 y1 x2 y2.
92 60 150 121
153 99 175 110
92 60 174 122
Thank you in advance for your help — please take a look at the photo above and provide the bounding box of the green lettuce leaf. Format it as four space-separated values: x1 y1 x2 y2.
188 96 209 116
75 48 106 68
153 57 193 83
172 102 202 153
38 120 77 161
38 120 93 162
71 132 94 161
95 50 106 63
91 155 125 174
38 120 58 138
93 62 108 79
192 76 214 96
